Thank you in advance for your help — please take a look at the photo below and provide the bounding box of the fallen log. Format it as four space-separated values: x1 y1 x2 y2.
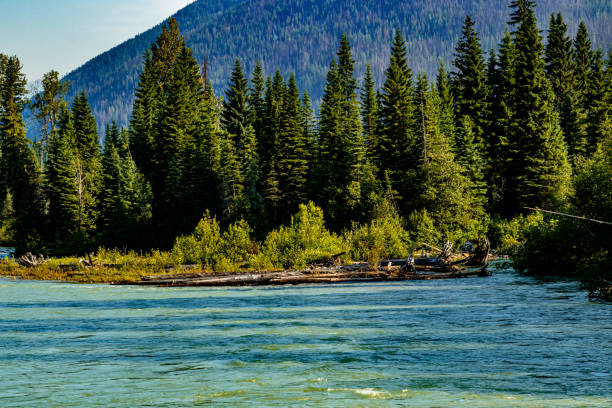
128 264 489 287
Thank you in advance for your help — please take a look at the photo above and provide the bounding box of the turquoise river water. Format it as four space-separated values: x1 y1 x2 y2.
0 266 611 407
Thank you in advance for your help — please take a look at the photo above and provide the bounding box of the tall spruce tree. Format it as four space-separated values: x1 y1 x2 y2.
544 13 573 109
415 88 483 239
129 51 160 181
361 64 380 166
562 21 593 162
249 60 266 141
277 74 308 220
221 59 250 138
451 16 490 172
504 1 571 214
0 56 44 250
378 31 418 214
45 107 78 240
155 41 203 236
314 36 364 228
585 48 609 152
436 61 455 143
71 91 102 234
487 29 516 211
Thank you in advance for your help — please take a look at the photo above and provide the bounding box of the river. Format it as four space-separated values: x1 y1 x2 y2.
0 267 610 407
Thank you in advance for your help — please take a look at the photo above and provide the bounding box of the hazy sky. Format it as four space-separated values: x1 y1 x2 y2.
0 0 195 82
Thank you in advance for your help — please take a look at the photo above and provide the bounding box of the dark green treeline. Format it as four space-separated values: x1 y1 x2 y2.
1 0 611 254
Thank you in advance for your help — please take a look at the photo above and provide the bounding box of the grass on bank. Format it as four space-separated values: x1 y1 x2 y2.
1 202 468 283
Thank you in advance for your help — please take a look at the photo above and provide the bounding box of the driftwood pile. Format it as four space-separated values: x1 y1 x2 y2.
133 238 491 287
17 252 48 267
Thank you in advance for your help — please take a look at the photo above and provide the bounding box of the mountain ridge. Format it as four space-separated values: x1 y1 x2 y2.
58 0 612 133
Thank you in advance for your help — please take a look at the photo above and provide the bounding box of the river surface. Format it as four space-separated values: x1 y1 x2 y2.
0 267 610 407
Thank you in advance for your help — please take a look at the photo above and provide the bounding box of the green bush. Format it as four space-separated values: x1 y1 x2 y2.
488 213 545 254
406 209 442 249
216 220 255 269
345 200 411 265
171 211 221 266
259 202 347 269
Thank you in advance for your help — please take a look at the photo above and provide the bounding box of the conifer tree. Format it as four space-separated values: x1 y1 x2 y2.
561 21 593 162
451 16 490 167
261 72 285 222
455 116 487 206
71 91 102 233
99 123 124 237
379 31 418 213
436 61 455 142
361 64 379 165
154 42 202 235
416 88 483 238
221 59 250 138
504 1 571 214
129 51 159 181
544 13 573 109
30 70 70 168
45 107 78 239
277 74 308 220
300 90 316 153
486 30 515 210
314 35 364 228
0 56 44 249
249 60 266 140
585 48 609 152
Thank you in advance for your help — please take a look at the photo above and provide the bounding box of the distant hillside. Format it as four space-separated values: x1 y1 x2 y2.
60 0 612 133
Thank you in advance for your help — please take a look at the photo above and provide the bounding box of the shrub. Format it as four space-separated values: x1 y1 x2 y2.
345 200 411 265
488 213 545 254
218 220 255 266
406 209 442 250
171 211 221 266
259 202 347 269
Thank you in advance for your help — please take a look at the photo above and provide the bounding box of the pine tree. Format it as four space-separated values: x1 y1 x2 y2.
30 70 70 168
455 116 487 206
277 74 308 220
129 51 160 181
154 42 202 236
45 107 78 239
451 16 490 167
249 60 266 141
300 90 316 154
361 64 379 166
416 88 483 239
436 61 455 142
505 2 571 214
544 13 573 109
71 91 102 233
261 72 285 221
487 29 516 210
99 123 124 237
314 35 364 228
562 21 593 162
221 59 250 138
0 56 44 250
585 48 609 152
508 0 536 28
379 31 418 213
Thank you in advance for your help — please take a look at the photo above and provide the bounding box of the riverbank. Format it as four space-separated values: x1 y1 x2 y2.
0 248 490 286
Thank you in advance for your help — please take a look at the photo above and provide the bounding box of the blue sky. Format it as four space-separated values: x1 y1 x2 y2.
0 0 194 82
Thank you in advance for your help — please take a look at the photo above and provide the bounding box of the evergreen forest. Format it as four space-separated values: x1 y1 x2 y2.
1 1 611 293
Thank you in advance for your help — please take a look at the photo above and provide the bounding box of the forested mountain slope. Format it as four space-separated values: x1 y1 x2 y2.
61 0 612 132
